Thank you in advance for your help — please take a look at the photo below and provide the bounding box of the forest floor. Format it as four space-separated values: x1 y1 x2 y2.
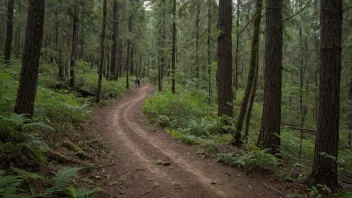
90 85 291 198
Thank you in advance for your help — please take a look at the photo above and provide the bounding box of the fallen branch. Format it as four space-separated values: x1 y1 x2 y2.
118 168 130 181
62 140 90 159
269 186 286 197
262 182 269 189
98 163 117 169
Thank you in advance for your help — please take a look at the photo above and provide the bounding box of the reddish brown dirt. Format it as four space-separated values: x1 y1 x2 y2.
92 85 291 198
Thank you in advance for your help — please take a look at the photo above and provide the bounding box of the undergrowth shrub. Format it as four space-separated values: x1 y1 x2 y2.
143 90 215 127
0 167 102 198
78 70 125 98
0 114 53 164
217 145 283 174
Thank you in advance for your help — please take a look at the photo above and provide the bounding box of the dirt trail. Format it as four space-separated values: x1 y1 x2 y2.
95 85 289 198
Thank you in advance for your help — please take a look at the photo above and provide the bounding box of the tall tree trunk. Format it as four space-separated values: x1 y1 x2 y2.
195 0 200 81
138 54 142 77
14 0 45 115
349 69 352 146
257 0 283 155
232 0 262 146
160 1 166 83
119 41 123 77
234 0 240 96
157 4 163 92
298 10 307 160
313 0 319 119
56 9 64 80
126 40 130 89
171 0 176 94
80 4 85 59
207 0 212 104
129 16 134 75
96 0 107 103
4 0 14 64
310 0 342 192
111 0 119 81
70 2 79 88
217 0 233 118
244 46 259 142
126 17 132 89
131 46 134 78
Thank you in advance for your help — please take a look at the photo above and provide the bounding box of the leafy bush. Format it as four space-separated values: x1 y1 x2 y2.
217 145 283 174
143 90 215 127
168 129 201 145
0 113 55 164
78 71 125 98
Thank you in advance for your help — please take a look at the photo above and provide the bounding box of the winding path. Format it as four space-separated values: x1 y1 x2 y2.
96 85 287 198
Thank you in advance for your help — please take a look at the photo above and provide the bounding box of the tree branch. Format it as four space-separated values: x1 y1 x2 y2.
282 0 312 23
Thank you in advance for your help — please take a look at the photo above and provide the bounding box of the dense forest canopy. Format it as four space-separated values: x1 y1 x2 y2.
1 0 352 196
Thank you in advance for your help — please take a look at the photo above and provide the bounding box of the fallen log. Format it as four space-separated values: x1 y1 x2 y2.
76 87 96 97
62 140 90 159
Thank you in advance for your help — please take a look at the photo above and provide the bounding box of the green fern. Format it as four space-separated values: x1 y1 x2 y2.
11 168 44 181
52 167 82 188
0 170 25 198
64 186 103 198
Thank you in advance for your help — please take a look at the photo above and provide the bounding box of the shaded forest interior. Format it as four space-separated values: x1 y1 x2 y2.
0 0 352 197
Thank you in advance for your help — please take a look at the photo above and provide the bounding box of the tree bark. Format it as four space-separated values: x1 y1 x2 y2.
4 0 14 64
233 0 262 146
70 2 79 88
131 46 134 77
126 16 132 89
195 0 201 81
56 9 64 80
207 0 212 104
14 0 45 115
217 0 233 118
111 0 119 81
119 41 123 77
79 4 85 59
349 68 352 146
96 0 107 103
257 0 283 155
234 0 240 95
310 0 342 192
171 0 176 94
244 46 259 142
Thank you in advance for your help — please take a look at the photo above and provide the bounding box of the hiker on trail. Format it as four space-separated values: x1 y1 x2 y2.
135 77 141 88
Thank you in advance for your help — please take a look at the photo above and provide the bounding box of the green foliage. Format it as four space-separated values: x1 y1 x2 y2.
143 89 216 128
11 168 44 181
168 129 201 145
0 167 102 198
77 66 126 98
217 145 282 174
0 170 24 198
0 113 51 164
51 167 82 188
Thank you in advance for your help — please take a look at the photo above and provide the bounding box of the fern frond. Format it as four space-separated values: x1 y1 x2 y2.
76 187 103 198
0 173 24 198
23 122 55 132
11 168 44 181
51 167 82 188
